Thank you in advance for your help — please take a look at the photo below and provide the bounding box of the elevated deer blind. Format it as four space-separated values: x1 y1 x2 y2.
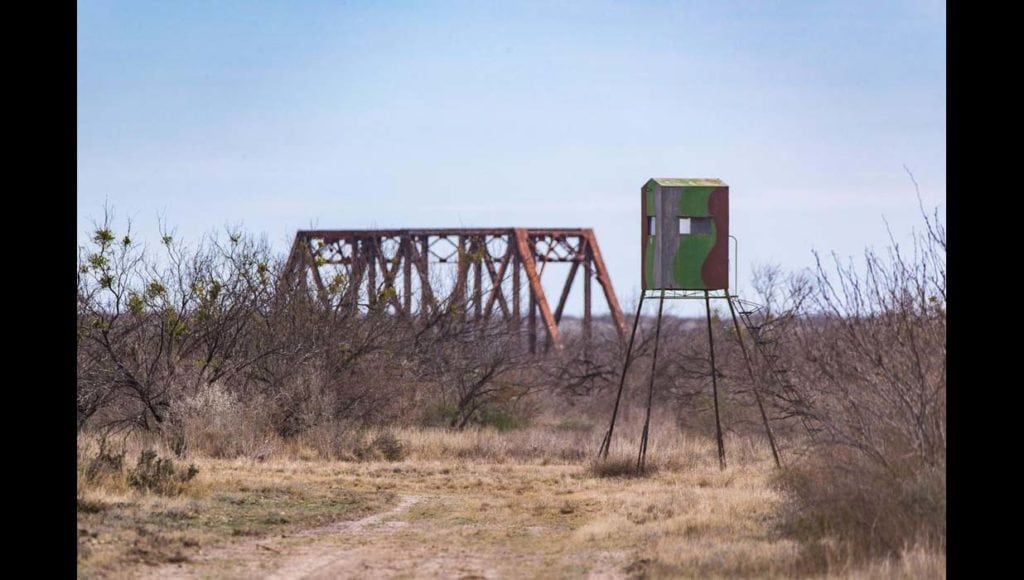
282 228 627 353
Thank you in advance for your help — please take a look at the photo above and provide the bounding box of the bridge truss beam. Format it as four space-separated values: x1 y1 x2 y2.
283 228 626 353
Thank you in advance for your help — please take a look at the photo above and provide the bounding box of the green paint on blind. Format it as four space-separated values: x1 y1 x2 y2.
672 221 717 289
644 187 656 216
678 187 714 217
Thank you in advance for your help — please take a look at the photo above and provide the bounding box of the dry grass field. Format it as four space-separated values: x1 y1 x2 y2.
77 426 943 579
76 206 945 578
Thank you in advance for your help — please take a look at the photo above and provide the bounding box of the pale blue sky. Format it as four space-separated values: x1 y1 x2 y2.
78 0 945 313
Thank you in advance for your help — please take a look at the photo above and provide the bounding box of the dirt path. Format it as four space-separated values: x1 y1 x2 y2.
145 495 430 580
264 495 425 580
144 488 629 579
133 459 788 579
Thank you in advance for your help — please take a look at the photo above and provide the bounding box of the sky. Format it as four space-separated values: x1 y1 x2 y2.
77 0 945 315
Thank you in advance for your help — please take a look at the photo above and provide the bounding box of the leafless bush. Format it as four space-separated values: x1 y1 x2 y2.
82 438 126 485
407 316 537 429
167 382 280 458
78 208 279 433
758 193 946 560
127 450 199 496
352 430 407 462
77 208 554 452
776 448 944 563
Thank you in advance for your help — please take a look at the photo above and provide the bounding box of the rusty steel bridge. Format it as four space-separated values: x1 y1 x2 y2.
283 228 627 353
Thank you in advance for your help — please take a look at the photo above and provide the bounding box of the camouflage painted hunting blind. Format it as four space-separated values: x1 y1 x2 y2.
641 178 729 290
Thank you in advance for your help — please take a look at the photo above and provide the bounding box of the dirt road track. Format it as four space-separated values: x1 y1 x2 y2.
146 495 440 580
264 495 425 579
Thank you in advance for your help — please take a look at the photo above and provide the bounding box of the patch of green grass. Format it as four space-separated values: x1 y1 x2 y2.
418 403 531 431
155 486 391 536
554 419 594 432
478 408 530 432
586 458 658 479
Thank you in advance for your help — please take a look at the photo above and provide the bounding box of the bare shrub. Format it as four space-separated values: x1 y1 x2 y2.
354 430 407 462
776 449 944 561
78 208 280 433
408 315 538 430
168 382 280 459
127 450 199 496
82 439 126 485
759 191 946 561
